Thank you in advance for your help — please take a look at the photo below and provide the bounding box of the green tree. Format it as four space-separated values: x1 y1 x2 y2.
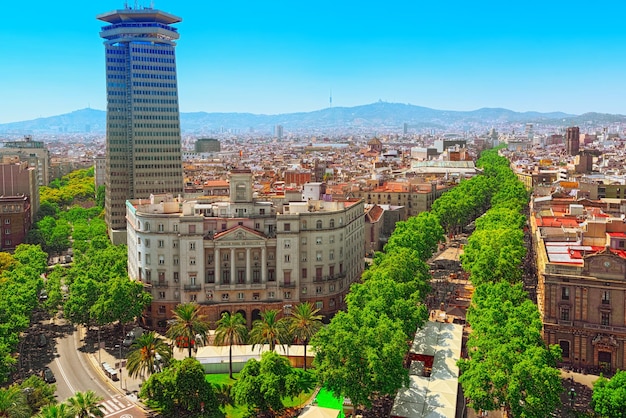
232 351 301 416
0 253 17 275
18 375 56 414
312 308 408 409
384 211 444 260
288 303 323 371
13 244 48 274
34 403 72 418
64 276 101 329
592 370 626 418
90 276 152 333
66 391 104 418
127 331 173 380
140 358 223 418
214 312 248 379
249 309 290 352
0 385 30 418
166 303 210 358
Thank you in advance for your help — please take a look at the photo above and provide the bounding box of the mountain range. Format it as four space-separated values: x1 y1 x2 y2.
1 102 625 136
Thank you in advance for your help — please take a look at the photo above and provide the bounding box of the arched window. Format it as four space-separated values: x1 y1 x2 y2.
316 220 322 229
329 219 335 228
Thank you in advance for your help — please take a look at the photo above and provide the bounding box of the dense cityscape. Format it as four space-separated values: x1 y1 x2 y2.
2 3 626 418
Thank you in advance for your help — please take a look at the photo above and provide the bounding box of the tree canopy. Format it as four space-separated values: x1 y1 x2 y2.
592 370 626 418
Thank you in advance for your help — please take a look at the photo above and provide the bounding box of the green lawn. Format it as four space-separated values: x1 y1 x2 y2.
204 373 314 418
314 387 344 418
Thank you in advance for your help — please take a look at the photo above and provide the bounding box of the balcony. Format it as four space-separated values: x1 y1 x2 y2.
280 281 296 288
153 281 169 288
583 323 626 333
183 284 202 292
558 319 572 326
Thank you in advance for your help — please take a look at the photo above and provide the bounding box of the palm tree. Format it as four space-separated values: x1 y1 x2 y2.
0 386 30 418
248 309 290 352
34 403 72 418
65 391 104 418
214 312 248 379
126 331 173 380
289 302 323 371
166 302 210 358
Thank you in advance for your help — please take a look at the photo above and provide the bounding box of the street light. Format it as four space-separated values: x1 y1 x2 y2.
569 388 576 408
115 344 123 391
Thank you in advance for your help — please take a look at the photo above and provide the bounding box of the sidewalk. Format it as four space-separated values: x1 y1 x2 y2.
82 326 187 398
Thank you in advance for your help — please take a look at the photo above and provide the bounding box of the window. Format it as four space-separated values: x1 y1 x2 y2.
173 256 179 265
330 219 335 228
301 253 307 262
145 269 152 282
268 291 275 299
301 220 307 230
560 308 570 321
284 223 291 231
190 294 197 302
329 250 334 260
189 225 196 233
316 237 322 245
145 239 150 248
173 224 178 232
316 286 323 294
158 305 166 314
4 219 9 225
207 254 214 263
145 222 151 231
145 254 151 265
329 299 335 307
4 229 9 235
253 293 260 300
329 235 335 244
284 240 291 249
173 240 178 248
284 291 291 299
602 312 610 326
237 270 245 284
561 287 569 300
316 301 323 309
158 223 164 232
238 292 244 300
559 340 570 358
302 287 307 294
260 208 265 215
190 242 196 250
301 268 307 279
316 220 322 229
4 239 10 246
158 255 165 265
207 291 213 300
222 293 229 300
158 240 164 248
284 254 291 263
268 269 275 281
301 237 307 245
602 290 610 305
329 284 335 292
206 271 215 283
316 251 322 261
222 271 230 284
138 237 141 245
173 272 179 282
138 251 142 261
158 291 165 299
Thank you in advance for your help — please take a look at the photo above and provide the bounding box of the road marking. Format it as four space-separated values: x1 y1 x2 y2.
100 395 134 417
54 356 75 394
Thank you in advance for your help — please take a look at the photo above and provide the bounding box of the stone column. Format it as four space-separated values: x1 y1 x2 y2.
214 248 220 284
246 248 251 284
230 248 236 283
261 247 267 282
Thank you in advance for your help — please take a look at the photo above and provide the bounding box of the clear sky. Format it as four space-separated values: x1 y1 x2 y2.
1 0 625 124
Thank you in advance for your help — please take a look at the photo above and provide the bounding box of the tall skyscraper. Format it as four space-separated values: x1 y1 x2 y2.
98 7 184 243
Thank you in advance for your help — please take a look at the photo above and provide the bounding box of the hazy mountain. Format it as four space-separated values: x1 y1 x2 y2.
1 102 623 136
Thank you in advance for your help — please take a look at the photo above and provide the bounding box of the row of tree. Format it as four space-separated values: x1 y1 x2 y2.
0 245 48 383
311 211 444 408
457 149 563 417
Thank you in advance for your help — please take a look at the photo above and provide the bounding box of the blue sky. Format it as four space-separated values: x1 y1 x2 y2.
1 0 625 123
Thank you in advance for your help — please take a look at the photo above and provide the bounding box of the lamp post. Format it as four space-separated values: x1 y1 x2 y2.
569 388 576 409
115 344 123 391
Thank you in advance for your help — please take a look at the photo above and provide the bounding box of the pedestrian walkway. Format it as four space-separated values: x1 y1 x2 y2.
99 394 134 417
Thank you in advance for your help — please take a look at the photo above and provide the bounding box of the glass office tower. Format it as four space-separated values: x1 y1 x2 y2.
98 7 184 243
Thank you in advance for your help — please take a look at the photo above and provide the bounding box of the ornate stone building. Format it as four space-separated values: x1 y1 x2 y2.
127 169 365 328
533 197 626 373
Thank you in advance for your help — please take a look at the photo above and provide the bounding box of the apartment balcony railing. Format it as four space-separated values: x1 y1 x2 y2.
183 284 202 292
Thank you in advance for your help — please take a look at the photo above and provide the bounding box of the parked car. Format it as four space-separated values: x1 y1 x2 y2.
42 367 55 383
123 327 145 347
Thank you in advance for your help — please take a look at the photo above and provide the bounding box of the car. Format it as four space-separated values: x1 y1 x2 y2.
42 367 55 383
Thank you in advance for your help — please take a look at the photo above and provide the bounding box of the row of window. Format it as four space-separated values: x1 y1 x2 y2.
131 56 175 64
131 65 176 72
284 218 343 231
561 287 611 304
130 47 175 55
133 98 178 105
132 72 176 80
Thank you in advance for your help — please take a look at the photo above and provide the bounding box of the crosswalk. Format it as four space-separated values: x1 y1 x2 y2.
99 395 134 417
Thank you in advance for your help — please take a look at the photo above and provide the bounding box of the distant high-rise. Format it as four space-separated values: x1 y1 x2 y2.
98 6 184 243
566 126 580 156
274 124 284 140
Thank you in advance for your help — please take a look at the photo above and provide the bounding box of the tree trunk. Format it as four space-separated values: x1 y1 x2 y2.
303 342 308 371
229 343 233 379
